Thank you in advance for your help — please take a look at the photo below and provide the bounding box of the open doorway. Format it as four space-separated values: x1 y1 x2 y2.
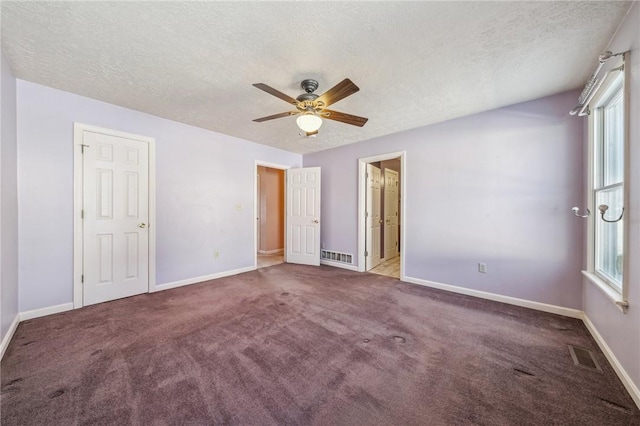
358 152 405 280
256 164 286 269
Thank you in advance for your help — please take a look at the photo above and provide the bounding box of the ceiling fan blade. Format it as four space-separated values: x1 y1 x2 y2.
320 109 368 127
253 83 298 105
253 111 299 122
316 79 360 107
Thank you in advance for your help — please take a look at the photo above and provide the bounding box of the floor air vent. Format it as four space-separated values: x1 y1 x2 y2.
321 250 353 264
568 345 602 372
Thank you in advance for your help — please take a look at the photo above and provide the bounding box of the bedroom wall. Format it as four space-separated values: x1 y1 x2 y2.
17 80 301 312
304 90 584 309
1 49 19 347
582 1 640 402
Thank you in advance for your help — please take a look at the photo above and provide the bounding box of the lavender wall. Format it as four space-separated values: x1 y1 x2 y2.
1 50 19 342
17 80 301 312
304 90 584 309
582 2 640 398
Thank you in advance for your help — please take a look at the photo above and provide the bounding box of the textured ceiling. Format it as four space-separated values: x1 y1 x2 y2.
1 1 631 154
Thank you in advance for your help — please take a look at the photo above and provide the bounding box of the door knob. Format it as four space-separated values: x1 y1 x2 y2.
138 223 147 228
313 219 319 224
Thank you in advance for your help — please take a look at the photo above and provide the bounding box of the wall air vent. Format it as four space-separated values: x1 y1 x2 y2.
321 250 353 264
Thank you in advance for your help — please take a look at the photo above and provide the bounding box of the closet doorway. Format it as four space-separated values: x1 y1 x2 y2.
255 164 286 269
358 152 405 280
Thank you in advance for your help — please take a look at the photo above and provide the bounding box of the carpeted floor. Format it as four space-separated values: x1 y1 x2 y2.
2 264 639 425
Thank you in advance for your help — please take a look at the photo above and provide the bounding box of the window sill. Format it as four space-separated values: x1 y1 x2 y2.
582 270 629 313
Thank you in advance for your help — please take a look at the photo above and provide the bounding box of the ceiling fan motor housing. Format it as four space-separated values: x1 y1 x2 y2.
297 79 320 103
301 79 319 94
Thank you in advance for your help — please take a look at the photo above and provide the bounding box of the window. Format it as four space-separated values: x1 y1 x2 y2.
593 76 624 290
584 60 628 309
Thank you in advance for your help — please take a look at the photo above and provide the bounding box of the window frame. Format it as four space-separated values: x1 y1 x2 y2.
583 53 630 313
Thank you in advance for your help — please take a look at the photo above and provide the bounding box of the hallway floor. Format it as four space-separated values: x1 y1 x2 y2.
369 255 400 279
257 253 284 269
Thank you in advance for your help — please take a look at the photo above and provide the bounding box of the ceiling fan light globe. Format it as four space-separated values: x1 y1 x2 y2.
296 114 322 133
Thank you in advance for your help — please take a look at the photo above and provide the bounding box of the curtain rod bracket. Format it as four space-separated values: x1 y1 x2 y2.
570 50 628 116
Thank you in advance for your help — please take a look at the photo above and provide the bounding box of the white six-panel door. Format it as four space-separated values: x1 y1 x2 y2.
82 129 150 306
366 164 382 270
286 167 321 266
384 168 399 261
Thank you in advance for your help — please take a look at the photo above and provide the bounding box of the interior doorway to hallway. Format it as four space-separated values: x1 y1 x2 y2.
358 152 405 280
256 164 286 269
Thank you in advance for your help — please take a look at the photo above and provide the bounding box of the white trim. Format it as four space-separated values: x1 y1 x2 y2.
73 124 83 308
0 315 20 360
148 139 157 293
258 248 284 255
255 160 292 170
403 275 583 319
73 123 157 307
382 168 399 262
357 151 406 282
153 266 255 292
20 302 74 321
582 312 640 410
585 55 630 307
320 260 359 271
581 270 627 312
254 160 291 270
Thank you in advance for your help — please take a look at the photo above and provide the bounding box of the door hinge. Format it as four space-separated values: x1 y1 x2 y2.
80 144 90 154
366 172 369 179
365 211 369 218
395 212 398 216
81 209 84 219
81 274 84 283
365 250 369 257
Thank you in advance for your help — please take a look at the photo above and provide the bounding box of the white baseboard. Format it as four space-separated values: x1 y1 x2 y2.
582 312 640 409
258 249 284 255
20 302 74 321
0 314 20 360
402 275 583 319
320 260 359 271
154 265 256 292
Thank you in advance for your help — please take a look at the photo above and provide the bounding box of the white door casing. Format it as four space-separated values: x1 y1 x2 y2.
256 172 261 252
254 160 290 268
384 168 399 261
286 167 321 266
74 123 156 308
366 164 382 270
357 152 405 277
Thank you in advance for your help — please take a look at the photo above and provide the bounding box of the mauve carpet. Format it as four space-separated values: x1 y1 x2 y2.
2 264 639 425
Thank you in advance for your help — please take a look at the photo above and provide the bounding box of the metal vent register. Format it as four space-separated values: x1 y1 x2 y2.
321 250 353 264
568 345 602 372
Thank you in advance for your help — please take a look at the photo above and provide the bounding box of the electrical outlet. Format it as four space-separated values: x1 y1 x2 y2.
214 251 220 259
235 203 242 211
321 242 326 249
478 262 487 273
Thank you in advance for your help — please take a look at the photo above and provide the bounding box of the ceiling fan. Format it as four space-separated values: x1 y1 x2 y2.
252 79 368 137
